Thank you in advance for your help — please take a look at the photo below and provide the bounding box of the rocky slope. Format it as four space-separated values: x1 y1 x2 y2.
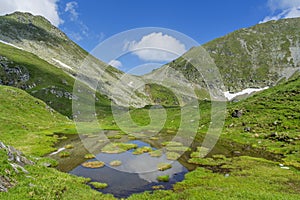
146 18 300 98
0 12 150 107
0 42 112 117
0 142 34 192
2 12 300 108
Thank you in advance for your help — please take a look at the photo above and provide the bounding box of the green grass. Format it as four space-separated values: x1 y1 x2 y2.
0 42 111 118
223 75 300 168
145 83 179 106
128 156 300 200
59 151 71 158
157 163 172 171
156 175 170 182
90 182 108 189
0 85 74 156
101 142 138 154
1 74 299 199
160 18 300 94
0 19 300 199
84 154 96 159
132 146 153 155
0 149 115 200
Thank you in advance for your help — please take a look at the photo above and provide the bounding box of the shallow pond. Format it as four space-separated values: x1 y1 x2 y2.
49 131 282 198
70 140 188 197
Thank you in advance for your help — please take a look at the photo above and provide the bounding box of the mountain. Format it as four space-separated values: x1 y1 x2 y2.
146 18 300 98
0 12 151 107
1 12 300 109
0 42 111 118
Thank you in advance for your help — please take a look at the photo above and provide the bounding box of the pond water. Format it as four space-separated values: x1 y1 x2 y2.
49 132 196 198
70 140 188 198
49 131 282 198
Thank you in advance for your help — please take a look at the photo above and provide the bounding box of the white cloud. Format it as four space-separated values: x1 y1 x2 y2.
260 0 300 23
108 59 123 68
65 1 78 21
124 32 187 62
0 0 62 26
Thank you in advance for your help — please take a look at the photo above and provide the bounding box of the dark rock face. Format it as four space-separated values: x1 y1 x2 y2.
265 132 293 143
244 127 251 132
0 141 34 192
0 56 32 89
232 110 243 118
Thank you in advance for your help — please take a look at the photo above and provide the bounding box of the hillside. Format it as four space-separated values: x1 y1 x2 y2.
0 12 151 107
146 18 300 99
224 73 300 167
0 85 74 155
0 42 111 118
0 11 300 200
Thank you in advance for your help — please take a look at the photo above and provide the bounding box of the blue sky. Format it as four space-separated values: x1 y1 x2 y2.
58 0 269 51
1 0 300 74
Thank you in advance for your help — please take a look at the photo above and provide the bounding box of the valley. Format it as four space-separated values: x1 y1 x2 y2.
0 11 300 200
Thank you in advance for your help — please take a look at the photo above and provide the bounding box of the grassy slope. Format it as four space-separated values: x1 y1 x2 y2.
128 156 300 200
0 85 74 156
0 149 114 200
0 42 111 118
126 77 300 200
161 18 300 93
223 75 300 167
1 77 299 199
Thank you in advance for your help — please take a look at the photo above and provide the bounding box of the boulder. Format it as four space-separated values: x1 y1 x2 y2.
0 141 34 192
232 110 243 118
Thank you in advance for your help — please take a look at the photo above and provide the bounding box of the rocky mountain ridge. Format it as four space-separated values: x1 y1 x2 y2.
0 12 151 108
146 18 300 96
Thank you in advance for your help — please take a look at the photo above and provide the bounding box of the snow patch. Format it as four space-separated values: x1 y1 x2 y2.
0 39 23 50
49 147 66 156
224 87 269 100
52 58 73 70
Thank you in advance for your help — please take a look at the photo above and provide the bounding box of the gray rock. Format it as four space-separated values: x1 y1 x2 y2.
0 141 35 192
232 110 243 118
244 127 251 132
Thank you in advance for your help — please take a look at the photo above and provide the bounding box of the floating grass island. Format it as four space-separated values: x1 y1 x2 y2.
166 151 181 160
82 161 105 168
128 135 137 140
109 160 122 166
162 141 191 152
157 163 172 171
90 182 108 189
149 137 159 140
152 185 165 190
149 149 162 157
166 146 191 152
132 146 153 155
101 142 138 154
64 144 74 149
161 141 183 146
157 175 170 182
107 134 122 139
84 153 96 159
59 151 70 158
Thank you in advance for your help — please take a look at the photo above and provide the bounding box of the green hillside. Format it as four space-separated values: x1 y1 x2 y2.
0 85 73 155
224 74 300 167
152 18 300 95
0 42 111 118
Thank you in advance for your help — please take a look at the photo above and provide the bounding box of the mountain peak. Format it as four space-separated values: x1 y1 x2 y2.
1 11 66 40
5 11 53 27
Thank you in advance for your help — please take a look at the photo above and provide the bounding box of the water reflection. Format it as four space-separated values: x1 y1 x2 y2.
69 140 188 198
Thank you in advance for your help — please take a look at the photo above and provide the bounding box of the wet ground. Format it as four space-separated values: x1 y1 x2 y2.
48 131 283 198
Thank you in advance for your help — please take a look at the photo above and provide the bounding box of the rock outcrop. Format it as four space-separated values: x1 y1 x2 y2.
0 141 34 192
